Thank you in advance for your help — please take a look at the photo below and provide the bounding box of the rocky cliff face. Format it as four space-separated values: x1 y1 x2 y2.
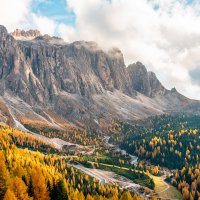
11 29 41 39
0 25 196 130
127 62 167 97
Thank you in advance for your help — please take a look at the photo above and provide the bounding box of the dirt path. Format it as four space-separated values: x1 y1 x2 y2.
148 175 181 200
157 176 170 194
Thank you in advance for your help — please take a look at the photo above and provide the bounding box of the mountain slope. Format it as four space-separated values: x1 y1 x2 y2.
0 25 197 130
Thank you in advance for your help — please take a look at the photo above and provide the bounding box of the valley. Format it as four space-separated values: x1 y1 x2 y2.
57 114 199 199
0 99 199 200
12 115 189 199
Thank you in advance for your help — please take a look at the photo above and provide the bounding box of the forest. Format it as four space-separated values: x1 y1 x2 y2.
0 114 199 199
109 114 200 199
0 124 144 200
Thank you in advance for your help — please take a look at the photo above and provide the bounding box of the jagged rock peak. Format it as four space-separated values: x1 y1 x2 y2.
127 62 167 97
171 87 178 92
128 61 147 74
0 25 8 38
0 25 7 33
127 62 150 96
148 71 167 96
11 28 41 39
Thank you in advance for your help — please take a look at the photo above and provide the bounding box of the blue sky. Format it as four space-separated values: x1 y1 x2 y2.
186 0 194 4
32 0 76 26
31 0 195 27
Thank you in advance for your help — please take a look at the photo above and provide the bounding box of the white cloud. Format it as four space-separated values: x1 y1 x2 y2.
0 0 58 35
0 0 32 31
58 23 76 42
31 13 57 35
57 0 200 99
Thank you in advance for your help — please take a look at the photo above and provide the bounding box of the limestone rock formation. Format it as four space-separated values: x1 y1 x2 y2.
11 29 41 39
0 25 197 130
127 62 166 97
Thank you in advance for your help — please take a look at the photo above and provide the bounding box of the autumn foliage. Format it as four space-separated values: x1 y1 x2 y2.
0 125 143 200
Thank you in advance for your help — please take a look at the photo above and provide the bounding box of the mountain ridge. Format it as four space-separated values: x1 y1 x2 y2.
0 25 198 131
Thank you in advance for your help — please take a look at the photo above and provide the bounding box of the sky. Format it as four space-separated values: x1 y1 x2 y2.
0 0 200 99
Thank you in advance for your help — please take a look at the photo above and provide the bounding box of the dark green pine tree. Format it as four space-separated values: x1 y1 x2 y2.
28 176 34 197
50 180 68 200
47 180 51 192
194 191 198 200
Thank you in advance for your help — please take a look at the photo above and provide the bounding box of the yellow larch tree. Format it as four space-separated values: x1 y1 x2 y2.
32 168 50 200
9 176 32 200
3 189 17 200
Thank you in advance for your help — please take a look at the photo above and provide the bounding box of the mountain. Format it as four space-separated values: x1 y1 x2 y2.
127 62 166 97
0 25 198 131
11 28 41 40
